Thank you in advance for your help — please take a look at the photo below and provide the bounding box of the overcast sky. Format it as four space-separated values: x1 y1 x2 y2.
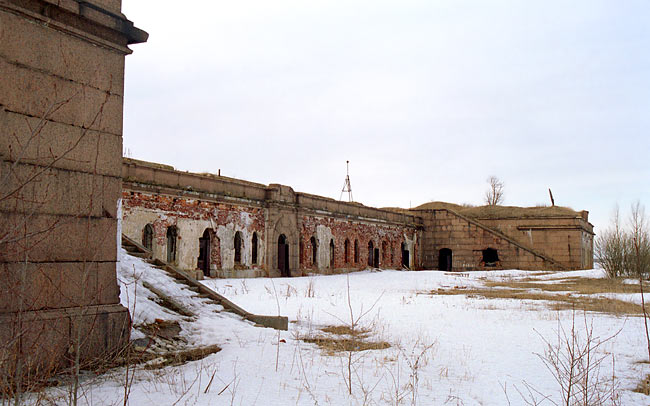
121 0 649 234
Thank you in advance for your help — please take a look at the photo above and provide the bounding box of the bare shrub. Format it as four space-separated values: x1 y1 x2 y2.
595 203 650 279
517 311 620 406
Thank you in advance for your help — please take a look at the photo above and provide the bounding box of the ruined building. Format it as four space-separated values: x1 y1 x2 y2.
121 158 594 279
1 0 146 376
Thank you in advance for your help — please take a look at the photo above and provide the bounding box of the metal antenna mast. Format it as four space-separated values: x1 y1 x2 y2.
339 160 353 202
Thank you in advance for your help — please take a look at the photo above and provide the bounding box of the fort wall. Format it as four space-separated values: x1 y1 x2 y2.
122 159 422 277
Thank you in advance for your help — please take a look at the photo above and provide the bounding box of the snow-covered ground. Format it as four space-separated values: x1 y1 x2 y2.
40 251 650 405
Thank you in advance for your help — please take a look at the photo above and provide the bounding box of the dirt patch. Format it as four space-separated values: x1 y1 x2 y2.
429 286 643 315
486 277 642 295
300 325 390 355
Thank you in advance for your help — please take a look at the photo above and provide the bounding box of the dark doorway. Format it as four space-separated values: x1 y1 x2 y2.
367 241 374 267
252 232 258 265
482 248 499 267
374 248 380 268
234 231 242 264
198 229 211 276
439 248 452 271
354 240 359 263
329 239 335 268
401 242 410 269
166 226 178 264
310 236 318 267
278 234 290 277
143 223 154 251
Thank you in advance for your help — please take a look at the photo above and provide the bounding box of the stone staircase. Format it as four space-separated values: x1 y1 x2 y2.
121 234 288 330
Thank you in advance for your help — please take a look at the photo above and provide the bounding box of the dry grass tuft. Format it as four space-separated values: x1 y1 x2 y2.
633 374 650 396
413 201 579 219
300 325 390 355
429 276 643 315
486 277 641 295
320 325 370 337
302 337 390 354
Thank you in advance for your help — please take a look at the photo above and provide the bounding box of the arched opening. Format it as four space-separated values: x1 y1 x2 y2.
354 239 359 263
299 239 304 267
198 229 211 276
367 241 374 267
142 223 154 251
310 236 318 267
234 231 242 264
329 239 335 268
252 232 258 265
439 248 452 271
401 242 410 269
344 239 350 264
166 226 178 264
482 248 499 267
278 234 290 277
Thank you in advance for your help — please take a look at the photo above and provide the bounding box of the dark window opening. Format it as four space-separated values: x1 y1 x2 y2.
344 239 350 264
252 232 258 265
329 239 335 268
367 241 374 267
354 240 359 263
278 234 290 277
439 248 452 271
310 236 318 267
401 242 410 269
374 248 379 268
166 226 178 264
482 248 499 267
234 231 242 264
198 229 211 276
143 223 154 251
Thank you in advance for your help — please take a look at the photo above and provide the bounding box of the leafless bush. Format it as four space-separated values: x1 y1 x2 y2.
595 203 650 279
517 311 620 406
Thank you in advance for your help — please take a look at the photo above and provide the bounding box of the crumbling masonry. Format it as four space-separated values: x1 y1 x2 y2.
122 159 593 279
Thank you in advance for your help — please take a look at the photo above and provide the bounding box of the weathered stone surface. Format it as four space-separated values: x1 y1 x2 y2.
0 12 125 94
0 108 123 177
0 161 121 218
0 261 119 312
0 59 124 136
0 212 117 262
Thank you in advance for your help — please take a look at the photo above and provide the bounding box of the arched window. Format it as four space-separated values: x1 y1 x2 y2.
367 240 374 267
234 231 242 264
329 239 335 268
310 236 318 267
354 239 359 263
278 234 290 277
344 239 350 263
166 226 178 263
142 223 154 250
252 232 258 265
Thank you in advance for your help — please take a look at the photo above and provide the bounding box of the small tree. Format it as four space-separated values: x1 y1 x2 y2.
484 176 505 206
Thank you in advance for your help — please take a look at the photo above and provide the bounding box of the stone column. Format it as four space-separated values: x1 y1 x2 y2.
0 0 146 377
